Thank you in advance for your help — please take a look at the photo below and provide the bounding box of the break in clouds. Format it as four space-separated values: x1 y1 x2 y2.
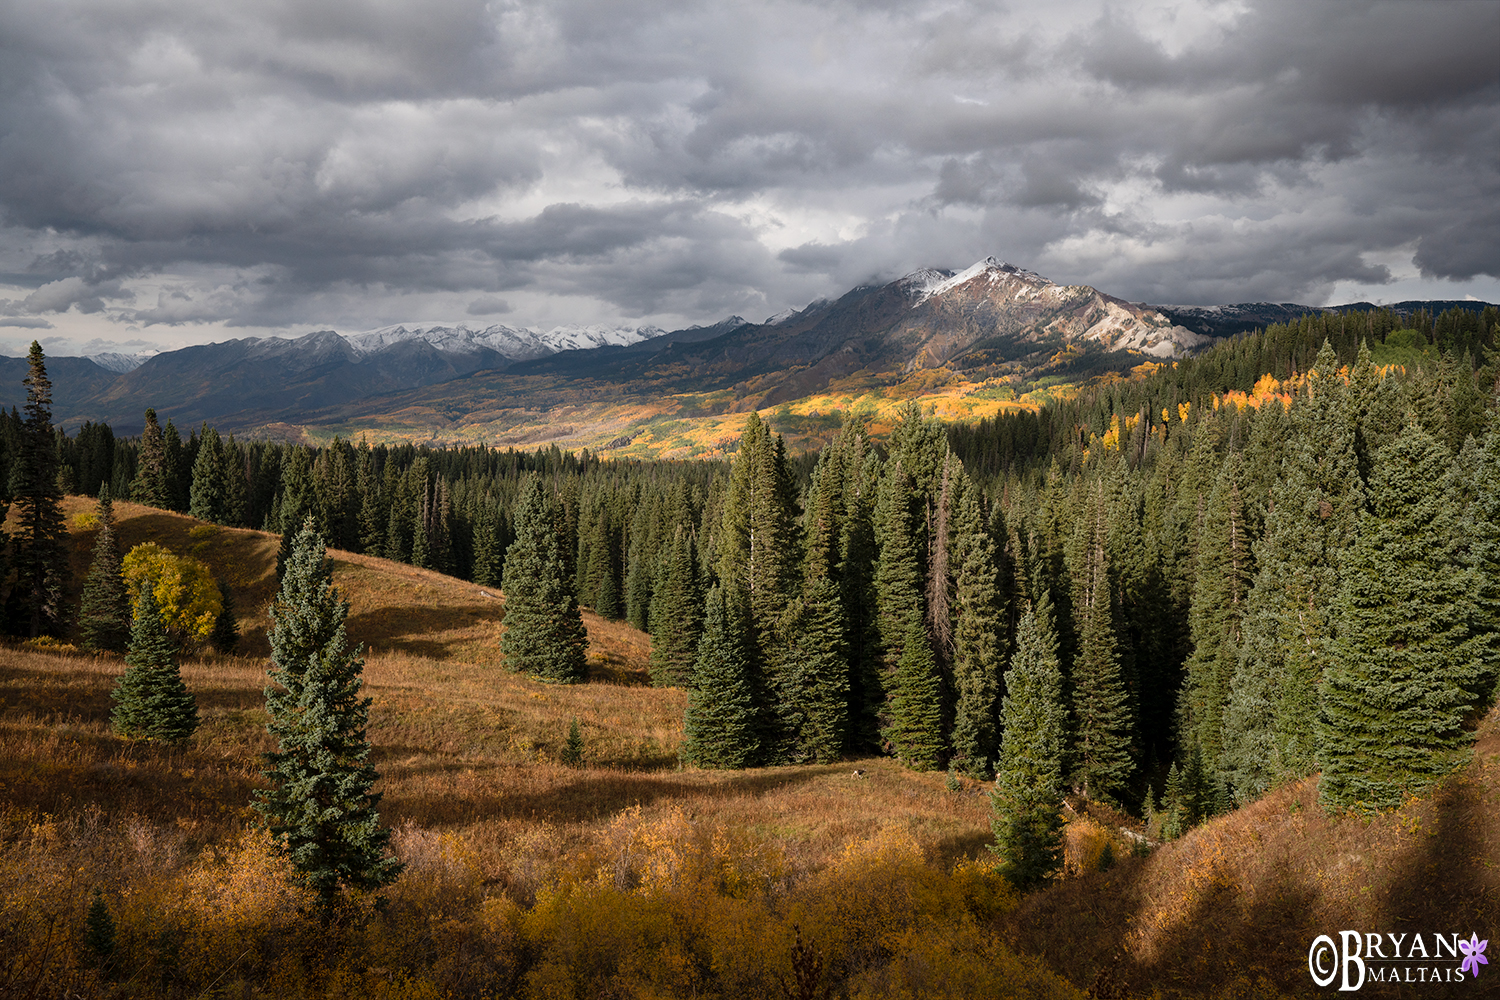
0 0 1497 355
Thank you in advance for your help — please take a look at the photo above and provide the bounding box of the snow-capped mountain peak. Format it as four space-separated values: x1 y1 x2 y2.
343 322 664 361
87 351 157 373
905 256 1047 305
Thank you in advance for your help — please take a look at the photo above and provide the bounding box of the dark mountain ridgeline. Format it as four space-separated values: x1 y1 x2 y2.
3 257 1494 441
1156 298 1495 339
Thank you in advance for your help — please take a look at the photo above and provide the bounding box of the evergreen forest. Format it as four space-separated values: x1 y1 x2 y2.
2 301 1497 831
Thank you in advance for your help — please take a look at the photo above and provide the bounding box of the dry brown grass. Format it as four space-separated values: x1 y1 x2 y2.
16 500 1455 999
5 500 996 886
1009 708 1500 998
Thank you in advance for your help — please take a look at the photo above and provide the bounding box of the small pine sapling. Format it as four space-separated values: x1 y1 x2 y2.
83 889 116 970
210 579 240 654
561 717 585 766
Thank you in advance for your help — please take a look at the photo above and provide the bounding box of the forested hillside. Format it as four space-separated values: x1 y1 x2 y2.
2 302 1495 826
1 302 1497 997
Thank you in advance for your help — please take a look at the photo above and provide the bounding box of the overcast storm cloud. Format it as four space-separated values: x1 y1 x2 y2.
1 0 1497 355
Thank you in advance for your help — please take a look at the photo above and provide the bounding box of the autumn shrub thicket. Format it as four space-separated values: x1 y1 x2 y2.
0 799 1085 1000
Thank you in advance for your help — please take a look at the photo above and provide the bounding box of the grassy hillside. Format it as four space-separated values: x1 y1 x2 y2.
4 500 1492 997
2 501 1078 999
1013 711 1500 996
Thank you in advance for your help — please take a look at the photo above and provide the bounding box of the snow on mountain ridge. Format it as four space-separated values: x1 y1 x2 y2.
344 322 665 360
87 351 156 373
904 256 1047 305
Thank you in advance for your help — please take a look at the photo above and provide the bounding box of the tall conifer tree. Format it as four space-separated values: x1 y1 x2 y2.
11 342 68 637
1226 343 1366 789
1458 426 1500 712
1318 422 1478 812
500 476 588 683
950 473 1004 778
131 409 171 509
1071 489 1135 800
255 520 401 914
990 595 1067 890
840 432 883 754
648 526 703 687
884 613 945 770
718 413 801 757
682 586 760 769
78 485 132 653
874 462 924 677
1178 451 1254 775
779 577 850 762
110 582 198 743
189 425 227 524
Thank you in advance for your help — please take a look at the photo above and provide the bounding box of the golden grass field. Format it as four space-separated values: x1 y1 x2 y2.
3 498 1496 998
297 366 1076 458
2 500 1080 1000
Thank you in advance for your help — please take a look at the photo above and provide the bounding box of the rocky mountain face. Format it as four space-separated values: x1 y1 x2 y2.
493 258 1207 410
8 259 1483 437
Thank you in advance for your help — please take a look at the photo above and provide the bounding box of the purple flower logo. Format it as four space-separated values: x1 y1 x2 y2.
1459 934 1488 978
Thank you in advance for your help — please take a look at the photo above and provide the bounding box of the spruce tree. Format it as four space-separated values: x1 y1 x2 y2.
884 613 945 770
131 408 171 508
10 341 69 637
560 717 584 767
275 447 317 579
77 485 132 653
1267 342 1367 779
1458 426 1500 712
582 507 621 615
163 419 188 512
83 888 116 969
779 578 849 763
624 496 658 631
950 474 1004 778
718 413 801 757
188 425 227 524
682 586 760 769
1070 494 1135 801
500 476 588 683
223 436 249 528
1178 451 1254 776
356 442 387 557
471 499 506 587
990 595 1066 891
1317 421 1479 813
211 579 240 654
648 526 703 688
110 582 198 743
874 461 925 678
840 432 883 754
255 520 402 914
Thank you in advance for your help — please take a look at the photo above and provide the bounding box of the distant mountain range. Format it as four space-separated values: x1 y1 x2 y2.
1 260 1492 437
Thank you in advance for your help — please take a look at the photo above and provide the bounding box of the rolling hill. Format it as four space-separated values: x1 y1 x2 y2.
4 497 1495 997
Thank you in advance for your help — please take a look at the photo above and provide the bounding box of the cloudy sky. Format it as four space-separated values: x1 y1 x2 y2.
1 0 1497 358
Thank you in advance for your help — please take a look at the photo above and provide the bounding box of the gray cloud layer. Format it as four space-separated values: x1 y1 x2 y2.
0 0 1496 351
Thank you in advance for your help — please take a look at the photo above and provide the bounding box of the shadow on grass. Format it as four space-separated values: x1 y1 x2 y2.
346 605 502 659
1378 762 1498 938
381 765 830 826
1005 803 1327 998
